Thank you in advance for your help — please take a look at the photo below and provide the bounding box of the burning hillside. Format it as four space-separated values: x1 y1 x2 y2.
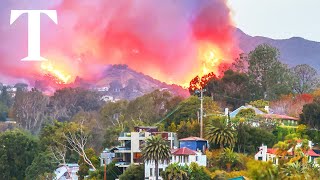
0 0 239 89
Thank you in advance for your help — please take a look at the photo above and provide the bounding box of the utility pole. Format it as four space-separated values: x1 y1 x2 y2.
104 159 107 180
200 89 204 138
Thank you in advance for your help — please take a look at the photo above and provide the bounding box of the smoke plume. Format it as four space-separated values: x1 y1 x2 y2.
0 0 239 87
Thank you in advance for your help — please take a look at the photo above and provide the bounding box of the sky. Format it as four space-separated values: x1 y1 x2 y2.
228 0 320 42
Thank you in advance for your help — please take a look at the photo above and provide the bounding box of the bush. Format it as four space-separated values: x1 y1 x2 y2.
119 164 144 180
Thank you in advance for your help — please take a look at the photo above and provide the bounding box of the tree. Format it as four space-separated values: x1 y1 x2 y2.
248 44 293 100
160 163 189 180
247 160 278 180
176 120 200 139
279 162 309 180
231 53 249 73
271 94 313 117
189 162 211 180
49 88 103 121
204 70 250 109
249 99 269 112
78 148 99 179
88 162 122 180
119 164 144 180
72 111 105 152
218 148 238 172
167 96 220 126
25 151 58 179
142 135 171 180
0 129 39 179
292 64 319 94
235 123 250 153
235 125 276 154
0 86 13 108
235 108 256 120
300 101 320 129
63 122 97 171
273 138 309 161
205 122 236 149
13 88 49 133
0 101 8 121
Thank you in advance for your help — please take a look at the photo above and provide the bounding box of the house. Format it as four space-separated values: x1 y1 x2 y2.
145 137 207 180
254 145 279 165
111 126 178 176
100 95 120 102
229 104 299 126
261 114 299 126
179 136 208 153
100 148 118 166
54 164 79 180
229 105 267 118
255 140 320 165
171 147 207 166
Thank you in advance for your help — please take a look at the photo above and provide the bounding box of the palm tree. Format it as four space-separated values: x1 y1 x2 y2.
160 163 189 180
205 123 236 148
142 135 171 180
279 162 309 180
218 148 238 172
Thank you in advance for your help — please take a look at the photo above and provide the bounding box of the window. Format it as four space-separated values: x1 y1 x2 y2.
150 168 153 176
196 156 198 161
258 157 262 161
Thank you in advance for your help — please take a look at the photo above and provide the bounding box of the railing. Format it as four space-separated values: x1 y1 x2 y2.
119 132 131 138
115 161 130 166
114 147 131 152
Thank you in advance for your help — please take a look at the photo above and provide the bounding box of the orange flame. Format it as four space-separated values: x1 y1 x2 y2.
41 62 72 84
188 42 225 91
198 42 224 77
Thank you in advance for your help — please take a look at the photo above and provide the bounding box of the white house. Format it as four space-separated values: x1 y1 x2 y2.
255 140 320 165
54 164 79 180
144 147 207 180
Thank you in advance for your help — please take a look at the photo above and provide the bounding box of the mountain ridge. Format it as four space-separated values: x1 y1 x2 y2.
236 28 320 70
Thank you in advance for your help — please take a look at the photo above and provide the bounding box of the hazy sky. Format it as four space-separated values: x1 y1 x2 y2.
228 0 320 42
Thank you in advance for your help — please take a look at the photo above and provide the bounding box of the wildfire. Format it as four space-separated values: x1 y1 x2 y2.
40 62 72 84
198 42 224 77
188 42 225 91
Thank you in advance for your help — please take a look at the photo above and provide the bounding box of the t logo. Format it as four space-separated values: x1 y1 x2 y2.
10 10 58 61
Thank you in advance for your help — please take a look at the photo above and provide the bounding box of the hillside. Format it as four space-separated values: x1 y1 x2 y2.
236 29 320 70
94 64 189 100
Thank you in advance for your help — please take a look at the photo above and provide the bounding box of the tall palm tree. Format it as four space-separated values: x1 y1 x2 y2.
160 163 189 180
205 123 236 148
142 135 171 180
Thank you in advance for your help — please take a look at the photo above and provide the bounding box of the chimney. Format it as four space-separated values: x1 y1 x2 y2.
264 106 269 113
225 108 229 116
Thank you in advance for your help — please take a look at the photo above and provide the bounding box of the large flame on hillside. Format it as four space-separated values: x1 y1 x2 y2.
188 41 230 91
198 42 224 77
40 62 72 84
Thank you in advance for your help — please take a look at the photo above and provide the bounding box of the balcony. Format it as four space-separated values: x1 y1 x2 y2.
115 161 130 167
118 132 131 140
114 147 131 153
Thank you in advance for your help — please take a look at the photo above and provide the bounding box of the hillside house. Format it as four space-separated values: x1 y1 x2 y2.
145 137 207 180
255 140 320 165
102 126 178 178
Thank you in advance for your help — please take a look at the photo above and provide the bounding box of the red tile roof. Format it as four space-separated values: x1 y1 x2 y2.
172 147 197 155
308 149 320 157
179 137 206 141
262 114 299 121
267 148 277 154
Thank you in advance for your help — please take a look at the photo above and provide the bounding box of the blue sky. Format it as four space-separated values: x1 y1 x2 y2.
228 0 320 42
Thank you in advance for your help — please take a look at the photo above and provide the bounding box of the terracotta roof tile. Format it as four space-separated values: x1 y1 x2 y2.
172 147 197 155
